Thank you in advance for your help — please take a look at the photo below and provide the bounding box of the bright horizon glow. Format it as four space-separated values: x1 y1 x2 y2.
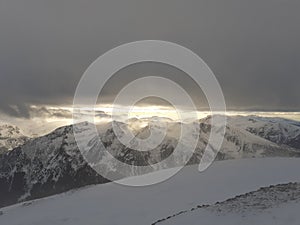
1 104 300 137
57 104 300 122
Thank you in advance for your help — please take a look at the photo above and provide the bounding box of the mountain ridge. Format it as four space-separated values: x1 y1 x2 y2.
0 115 300 207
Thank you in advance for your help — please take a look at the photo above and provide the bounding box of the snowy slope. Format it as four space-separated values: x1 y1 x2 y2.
0 158 300 225
226 115 300 149
158 182 300 225
0 122 108 208
199 116 300 160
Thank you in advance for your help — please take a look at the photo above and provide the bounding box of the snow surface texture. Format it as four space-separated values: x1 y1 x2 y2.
0 158 300 225
157 183 300 225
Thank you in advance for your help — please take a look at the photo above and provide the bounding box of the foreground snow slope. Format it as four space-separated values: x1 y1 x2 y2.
1 158 300 225
160 182 300 225
162 201 300 225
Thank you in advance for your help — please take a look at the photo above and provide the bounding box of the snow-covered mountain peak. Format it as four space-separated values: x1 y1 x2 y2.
0 122 29 153
226 115 300 149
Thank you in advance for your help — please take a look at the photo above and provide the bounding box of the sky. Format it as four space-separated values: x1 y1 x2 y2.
0 0 300 120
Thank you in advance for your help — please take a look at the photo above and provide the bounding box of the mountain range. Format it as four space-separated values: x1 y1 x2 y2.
0 115 300 207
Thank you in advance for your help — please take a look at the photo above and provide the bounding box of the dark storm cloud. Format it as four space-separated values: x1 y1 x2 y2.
28 106 110 119
0 0 300 117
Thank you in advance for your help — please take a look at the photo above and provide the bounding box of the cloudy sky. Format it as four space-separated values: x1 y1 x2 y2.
0 0 300 120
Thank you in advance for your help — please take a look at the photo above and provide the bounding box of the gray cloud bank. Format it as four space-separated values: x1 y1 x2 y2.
0 0 300 118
